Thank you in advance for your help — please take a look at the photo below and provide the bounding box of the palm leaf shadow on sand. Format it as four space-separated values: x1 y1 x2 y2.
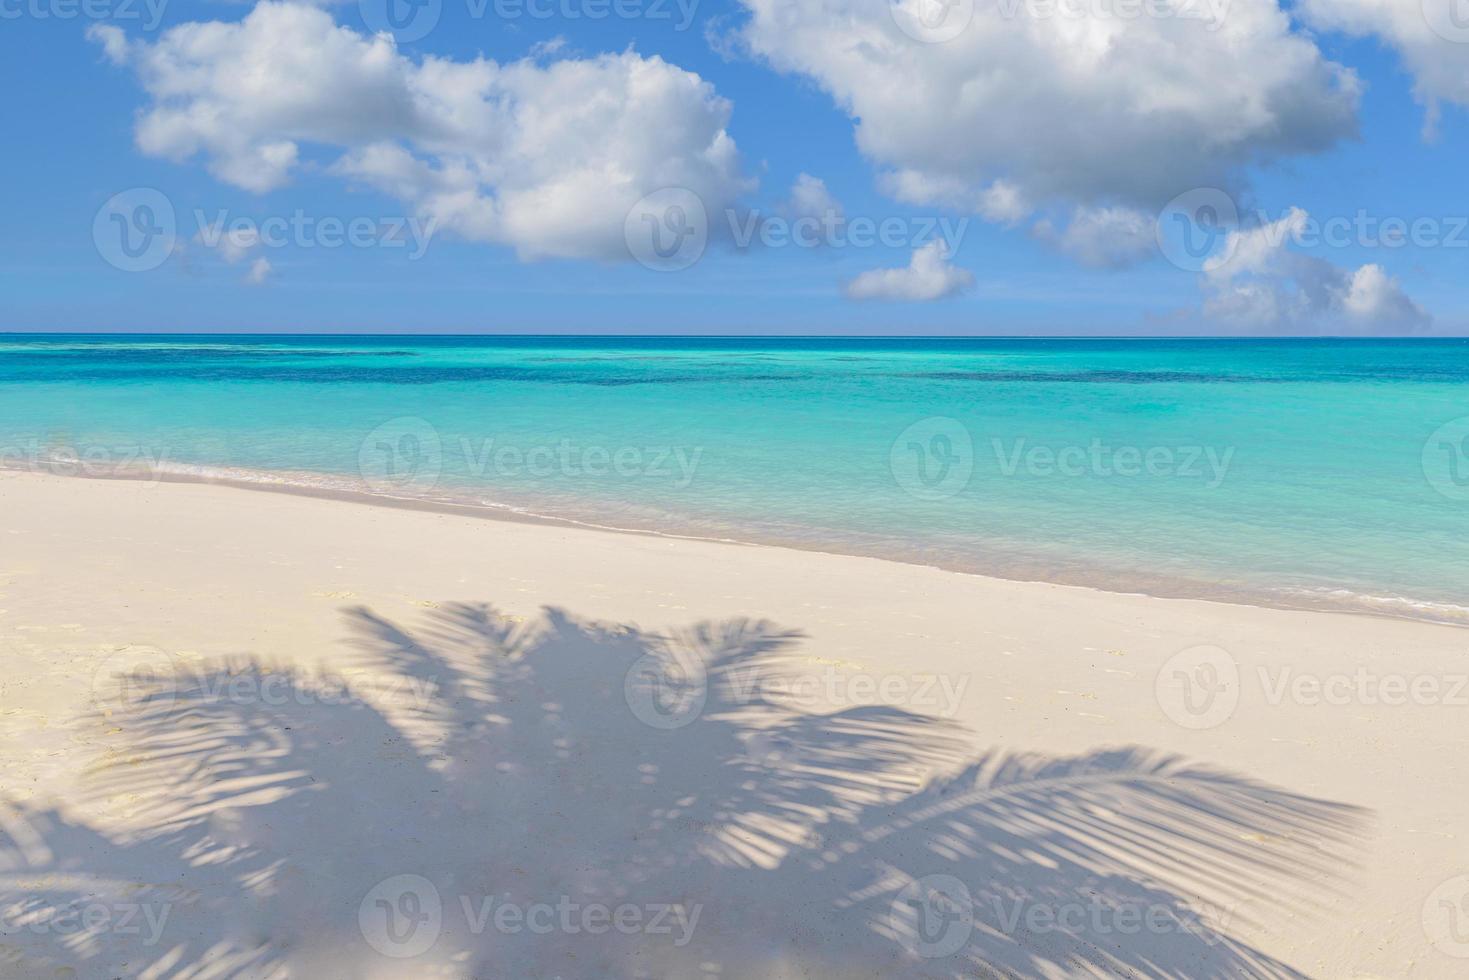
1 602 1366 978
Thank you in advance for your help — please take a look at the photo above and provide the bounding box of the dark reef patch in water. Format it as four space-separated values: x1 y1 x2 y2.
899 370 1286 384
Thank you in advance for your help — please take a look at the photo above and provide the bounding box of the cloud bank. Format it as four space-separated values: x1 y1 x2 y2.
735 0 1361 252
91 2 749 262
1202 208 1429 332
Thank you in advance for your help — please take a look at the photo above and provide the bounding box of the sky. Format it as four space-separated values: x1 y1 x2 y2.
0 0 1466 335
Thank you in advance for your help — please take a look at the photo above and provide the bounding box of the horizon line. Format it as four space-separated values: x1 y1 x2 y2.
3 332 1467 341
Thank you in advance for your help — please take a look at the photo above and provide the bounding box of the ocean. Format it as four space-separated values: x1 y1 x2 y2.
2 334 1467 622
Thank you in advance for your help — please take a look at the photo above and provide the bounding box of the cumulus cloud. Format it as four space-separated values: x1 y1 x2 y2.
90 23 129 64
245 256 272 285
89 2 749 262
844 241 974 301
1299 0 1469 134
780 173 843 221
1201 208 1429 331
1034 206 1157 268
734 0 1360 249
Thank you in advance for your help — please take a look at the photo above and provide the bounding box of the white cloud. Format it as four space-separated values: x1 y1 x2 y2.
1299 0 1469 133
530 35 570 60
844 241 974 301
1034 206 1157 268
245 256 272 285
1201 208 1429 331
90 2 750 262
781 173 843 221
1340 263 1431 326
89 23 129 64
734 0 1360 238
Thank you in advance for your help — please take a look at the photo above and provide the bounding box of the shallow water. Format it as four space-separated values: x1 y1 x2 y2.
3 334 1467 621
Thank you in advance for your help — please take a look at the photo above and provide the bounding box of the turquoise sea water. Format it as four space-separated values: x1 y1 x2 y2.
3 334 1468 621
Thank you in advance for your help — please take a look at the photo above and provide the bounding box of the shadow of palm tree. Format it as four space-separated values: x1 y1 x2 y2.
1 602 1366 978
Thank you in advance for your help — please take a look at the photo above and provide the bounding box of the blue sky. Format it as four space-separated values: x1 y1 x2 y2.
0 0 1466 334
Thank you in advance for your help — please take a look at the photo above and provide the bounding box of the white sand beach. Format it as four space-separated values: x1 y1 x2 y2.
1 469 1466 978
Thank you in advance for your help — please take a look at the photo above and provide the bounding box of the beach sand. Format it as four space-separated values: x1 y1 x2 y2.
1 469 1464 978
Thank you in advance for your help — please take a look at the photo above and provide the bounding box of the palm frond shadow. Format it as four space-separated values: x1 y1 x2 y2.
1 602 1367 978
